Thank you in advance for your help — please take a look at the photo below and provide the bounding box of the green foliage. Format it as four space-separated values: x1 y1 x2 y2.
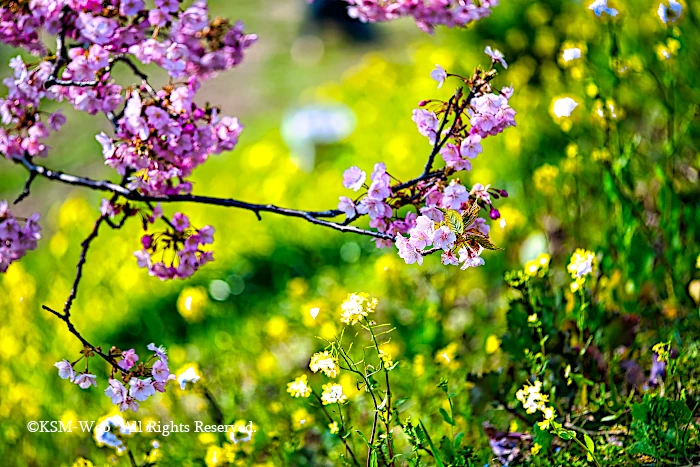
630 394 697 463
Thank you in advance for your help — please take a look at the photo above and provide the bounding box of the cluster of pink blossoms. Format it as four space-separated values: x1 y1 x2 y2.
97 86 243 196
0 58 65 159
344 0 499 33
395 209 491 268
0 0 258 279
0 201 41 272
134 211 215 280
55 343 177 412
338 49 514 268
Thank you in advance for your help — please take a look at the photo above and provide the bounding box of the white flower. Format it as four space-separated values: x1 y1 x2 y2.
553 97 579 118
54 360 75 381
74 373 97 389
94 414 133 453
129 377 156 401
562 48 582 62
484 46 508 69
147 342 168 362
589 0 618 17
658 1 682 23
177 366 201 390
430 64 447 88
321 383 347 405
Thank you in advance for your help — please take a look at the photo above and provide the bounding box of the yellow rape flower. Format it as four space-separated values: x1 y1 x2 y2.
309 350 339 378
287 375 312 398
340 292 378 325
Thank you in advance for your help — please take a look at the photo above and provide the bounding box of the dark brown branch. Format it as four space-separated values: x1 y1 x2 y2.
13 156 395 241
43 305 121 370
422 96 455 176
14 169 37 204
63 214 107 317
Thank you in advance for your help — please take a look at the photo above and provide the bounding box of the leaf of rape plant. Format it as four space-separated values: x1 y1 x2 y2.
419 420 446 467
439 407 455 426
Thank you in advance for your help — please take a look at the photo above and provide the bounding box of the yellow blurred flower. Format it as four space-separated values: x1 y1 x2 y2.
199 432 218 445
328 421 339 434
567 248 597 284
531 443 542 455
656 38 681 61
485 334 501 354
292 408 314 430
266 316 288 340
177 286 208 323
591 148 611 162
435 342 459 368
533 164 559 194
413 354 425 377
72 458 94 467
205 445 232 467
516 380 549 415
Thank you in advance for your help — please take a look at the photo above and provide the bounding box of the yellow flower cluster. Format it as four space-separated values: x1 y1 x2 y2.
524 253 551 277
340 292 378 325
309 350 339 378
328 421 339 434
652 342 671 363
321 383 347 405
516 381 556 430
567 248 597 292
656 37 681 61
378 349 394 368
533 164 559 195
286 374 312 398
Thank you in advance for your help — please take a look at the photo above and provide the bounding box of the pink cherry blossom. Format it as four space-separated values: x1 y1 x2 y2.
55 360 75 381
471 183 491 203
441 182 469 210
129 377 156 401
357 198 392 220
412 109 440 144
485 46 508 69
152 359 172 383
0 201 41 272
338 196 357 220
441 250 460 266
460 133 483 159
458 246 485 270
343 166 366 191
433 226 457 251
395 235 423 266
345 0 498 33
148 343 168 362
74 373 98 389
119 349 139 371
431 64 447 88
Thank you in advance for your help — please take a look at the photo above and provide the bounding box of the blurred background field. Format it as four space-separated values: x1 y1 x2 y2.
1 0 699 466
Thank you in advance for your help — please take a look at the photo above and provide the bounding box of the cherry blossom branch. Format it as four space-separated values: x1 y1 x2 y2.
12 155 396 240
43 304 121 370
422 95 455 176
